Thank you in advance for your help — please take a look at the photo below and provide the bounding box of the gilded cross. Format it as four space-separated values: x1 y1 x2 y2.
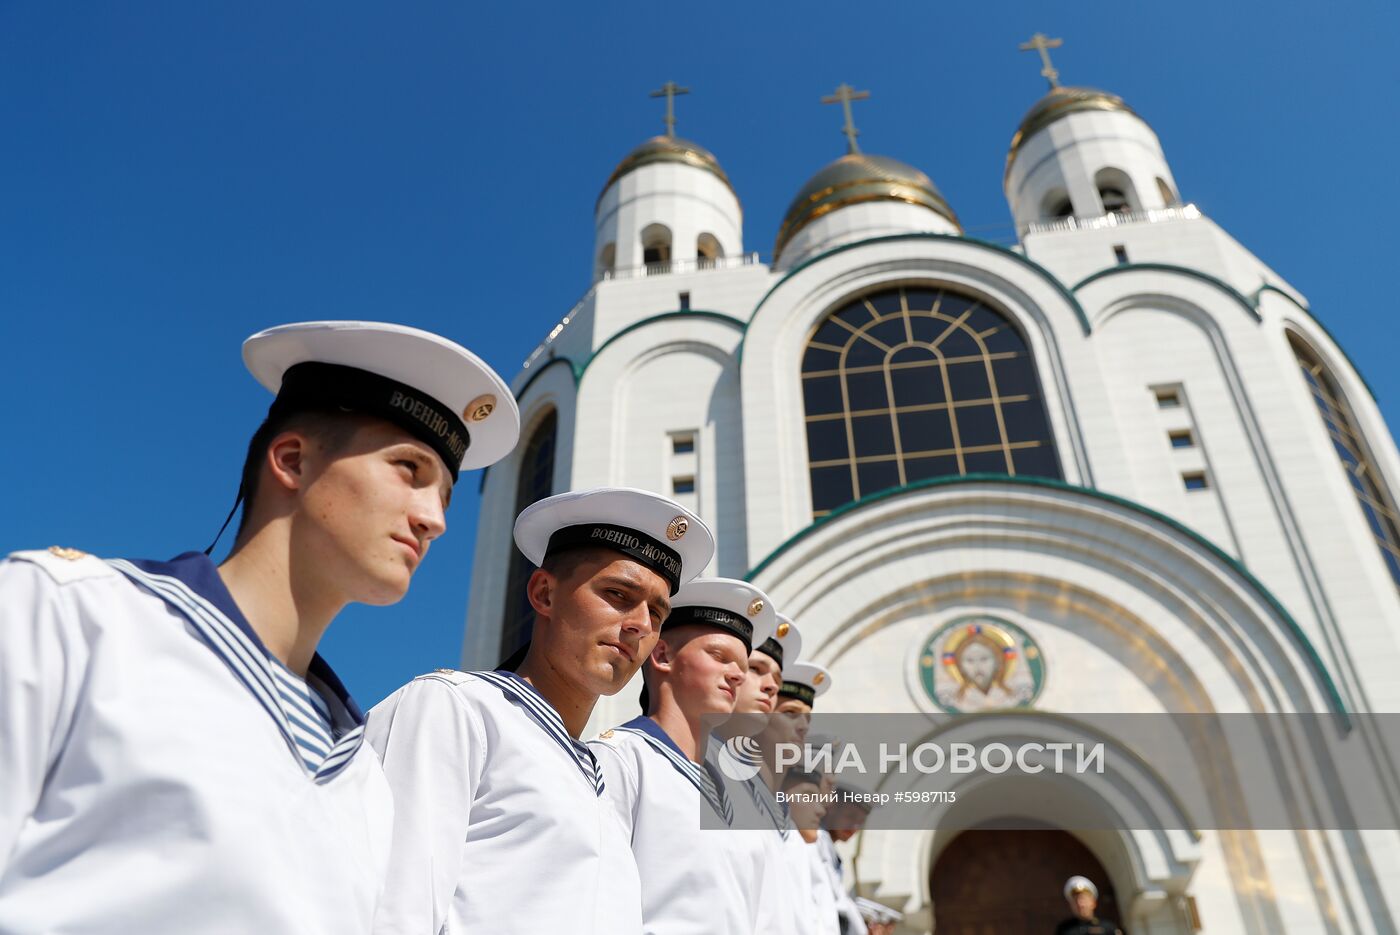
1019 32 1064 89
649 81 690 138
822 83 871 155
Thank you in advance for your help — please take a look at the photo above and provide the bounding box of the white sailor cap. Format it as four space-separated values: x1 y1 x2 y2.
514 487 714 595
754 614 802 671
778 660 831 708
1064 875 1098 900
666 577 778 655
243 321 519 479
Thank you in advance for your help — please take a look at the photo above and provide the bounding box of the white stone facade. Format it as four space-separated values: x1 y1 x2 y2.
461 92 1400 934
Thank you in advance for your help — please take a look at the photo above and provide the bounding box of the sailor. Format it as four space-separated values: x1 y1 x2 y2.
708 614 806 935
1055 876 1125 935
817 768 877 935
589 576 778 935
763 661 837 935
367 487 713 934
0 320 519 934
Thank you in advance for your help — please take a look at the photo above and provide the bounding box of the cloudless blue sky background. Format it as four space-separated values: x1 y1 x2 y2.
2 1 1396 706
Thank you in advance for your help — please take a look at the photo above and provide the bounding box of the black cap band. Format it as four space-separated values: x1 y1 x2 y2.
779 681 816 707
273 362 470 480
545 523 683 595
664 605 755 653
756 636 784 668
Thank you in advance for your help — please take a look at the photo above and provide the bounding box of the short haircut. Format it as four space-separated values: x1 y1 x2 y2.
539 545 617 585
235 407 365 538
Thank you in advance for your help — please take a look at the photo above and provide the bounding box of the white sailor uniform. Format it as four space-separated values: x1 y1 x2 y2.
707 737 807 935
817 829 867 935
591 717 761 935
0 548 392 934
778 827 825 935
366 669 642 935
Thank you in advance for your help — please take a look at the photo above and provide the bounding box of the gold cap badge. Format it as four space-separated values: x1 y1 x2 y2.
464 394 496 422
666 516 688 541
747 598 765 617
776 621 790 638
813 672 826 685
48 546 87 561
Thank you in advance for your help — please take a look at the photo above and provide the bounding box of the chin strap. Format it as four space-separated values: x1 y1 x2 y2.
204 481 246 557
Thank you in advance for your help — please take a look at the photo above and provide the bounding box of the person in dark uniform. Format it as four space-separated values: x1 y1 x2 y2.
1055 876 1125 935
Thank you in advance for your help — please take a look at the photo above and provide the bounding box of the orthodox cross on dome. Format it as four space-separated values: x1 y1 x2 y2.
822 82 871 155
1019 32 1064 89
649 81 690 139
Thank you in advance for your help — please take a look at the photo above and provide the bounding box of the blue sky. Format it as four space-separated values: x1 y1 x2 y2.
2 1 1396 707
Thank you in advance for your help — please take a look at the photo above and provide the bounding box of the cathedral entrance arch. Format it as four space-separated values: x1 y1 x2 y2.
930 825 1123 934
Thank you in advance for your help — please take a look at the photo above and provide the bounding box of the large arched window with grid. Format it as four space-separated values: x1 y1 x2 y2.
498 410 558 659
1289 334 1400 587
802 285 1061 517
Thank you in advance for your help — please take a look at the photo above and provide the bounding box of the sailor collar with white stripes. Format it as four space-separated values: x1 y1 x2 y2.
108 551 365 783
617 716 733 824
473 669 606 795
704 736 789 837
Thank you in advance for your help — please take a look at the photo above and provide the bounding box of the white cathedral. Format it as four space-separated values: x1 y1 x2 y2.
459 46 1400 934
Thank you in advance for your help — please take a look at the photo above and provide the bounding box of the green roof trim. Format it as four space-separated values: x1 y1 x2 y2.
738 232 1091 366
743 473 1351 727
1072 263 1262 323
1252 284 1379 403
514 354 580 398
578 310 746 382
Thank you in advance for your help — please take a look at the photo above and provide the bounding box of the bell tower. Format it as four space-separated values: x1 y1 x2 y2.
1004 34 1181 233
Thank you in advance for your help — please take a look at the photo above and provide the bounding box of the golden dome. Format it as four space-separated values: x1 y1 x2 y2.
599 135 734 205
1006 86 1138 177
774 153 960 261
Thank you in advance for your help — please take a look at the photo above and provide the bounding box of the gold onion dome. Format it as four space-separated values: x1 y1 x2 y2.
599 135 735 206
1006 85 1138 178
774 153 960 261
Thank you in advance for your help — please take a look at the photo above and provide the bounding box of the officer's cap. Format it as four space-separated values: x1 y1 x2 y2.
1064 875 1098 900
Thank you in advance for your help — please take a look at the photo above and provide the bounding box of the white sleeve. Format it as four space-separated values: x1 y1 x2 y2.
366 676 485 935
589 738 641 843
0 559 85 865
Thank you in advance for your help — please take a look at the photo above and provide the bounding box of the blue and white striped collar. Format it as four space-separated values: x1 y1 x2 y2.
706 737 790 837
619 716 733 824
472 669 605 796
108 552 365 782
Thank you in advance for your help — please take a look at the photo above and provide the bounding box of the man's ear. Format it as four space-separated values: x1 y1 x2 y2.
648 635 675 675
526 568 556 618
265 431 309 494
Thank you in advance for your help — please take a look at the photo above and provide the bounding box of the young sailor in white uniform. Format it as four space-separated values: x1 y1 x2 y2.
708 614 806 935
367 487 713 935
0 320 519 935
590 577 778 935
818 776 876 935
763 660 838 935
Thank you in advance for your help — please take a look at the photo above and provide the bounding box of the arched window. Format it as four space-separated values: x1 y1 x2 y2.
1041 188 1073 220
801 286 1061 517
696 232 723 268
641 223 672 271
1289 334 1400 586
1094 167 1139 215
598 242 616 277
498 410 558 659
1155 177 1177 207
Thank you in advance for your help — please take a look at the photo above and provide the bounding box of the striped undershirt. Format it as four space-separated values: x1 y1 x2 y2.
270 661 335 772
